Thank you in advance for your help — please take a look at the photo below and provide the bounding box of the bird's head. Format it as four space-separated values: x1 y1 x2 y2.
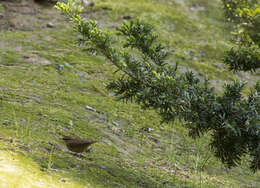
62 136 73 141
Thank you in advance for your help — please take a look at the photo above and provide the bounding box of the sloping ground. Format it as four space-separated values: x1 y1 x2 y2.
0 0 260 187
0 149 86 188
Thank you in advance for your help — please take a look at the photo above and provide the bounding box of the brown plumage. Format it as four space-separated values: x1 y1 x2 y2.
63 136 97 153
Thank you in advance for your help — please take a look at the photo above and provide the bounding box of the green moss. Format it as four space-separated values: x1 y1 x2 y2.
0 5 4 12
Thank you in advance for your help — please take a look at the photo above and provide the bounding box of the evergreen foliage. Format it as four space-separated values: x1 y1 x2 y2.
222 0 260 71
221 0 257 22
56 0 260 172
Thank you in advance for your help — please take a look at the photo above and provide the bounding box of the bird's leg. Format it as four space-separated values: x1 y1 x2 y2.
67 150 85 158
85 148 91 153
73 152 85 158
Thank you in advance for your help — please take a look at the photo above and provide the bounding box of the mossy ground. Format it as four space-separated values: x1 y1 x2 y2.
0 0 260 187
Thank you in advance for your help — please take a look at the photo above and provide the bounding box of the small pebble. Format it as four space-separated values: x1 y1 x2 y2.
47 22 55 28
123 15 133 20
85 105 97 112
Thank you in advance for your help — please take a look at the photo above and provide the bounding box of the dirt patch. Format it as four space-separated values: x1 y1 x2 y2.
24 54 52 66
0 0 58 31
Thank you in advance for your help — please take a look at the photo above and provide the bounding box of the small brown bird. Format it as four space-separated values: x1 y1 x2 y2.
63 136 97 153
